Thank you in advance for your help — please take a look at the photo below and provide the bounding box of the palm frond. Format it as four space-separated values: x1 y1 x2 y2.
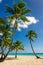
6 16 15 22
0 18 6 25
5 4 14 14
18 45 24 50
20 16 30 22
18 1 26 9
26 30 38 42
14 4 21 14
21 9 31 15
25 34 28 37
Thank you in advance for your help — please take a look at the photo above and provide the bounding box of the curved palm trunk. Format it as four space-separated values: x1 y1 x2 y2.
3 27 15 59
0 48 4 62
0 41 4 61
0 48 10 62
0 19 17 62
4 19 17 59
30 40 40 58
1 47 4 59
4 49 10 59
3 26 16 60
1 54 4 59
15 50 18 58
0 52 4 62
0 29 15 62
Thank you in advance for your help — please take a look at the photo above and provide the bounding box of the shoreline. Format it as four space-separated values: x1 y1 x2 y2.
0 55 43 58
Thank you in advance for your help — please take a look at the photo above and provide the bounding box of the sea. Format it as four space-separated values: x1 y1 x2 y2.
9 53 43 56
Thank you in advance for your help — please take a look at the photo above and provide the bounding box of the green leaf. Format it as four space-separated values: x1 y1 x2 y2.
14 4 21 14
18 1 26 9
5 4 14 14
20 16 30 22
18 45 24 50
0 18 6 25
6 16 15 22
21 9 31 15
25 34 28 37
12 40 24 51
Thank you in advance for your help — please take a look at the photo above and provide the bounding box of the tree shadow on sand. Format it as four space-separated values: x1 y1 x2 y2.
35 56 43 59
38 57 43 59
0 58 4 62
6 57 18 60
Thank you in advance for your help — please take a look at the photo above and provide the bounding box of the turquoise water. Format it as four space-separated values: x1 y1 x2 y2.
9 53 43 56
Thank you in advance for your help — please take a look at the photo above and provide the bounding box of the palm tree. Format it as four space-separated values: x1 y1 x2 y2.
5 0 31 58
13 40 24 58
26 30 40 58
0 18 12 61
0 18 7 60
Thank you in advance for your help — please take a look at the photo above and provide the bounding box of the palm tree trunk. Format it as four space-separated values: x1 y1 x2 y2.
3 19 17 60
1 51 4 60
4 48 10 59
30 40 40 58
0 19 17 62
15 50 17 58
1 53 4 59
0 47 4 62
1 43 4 59
4 19 17 59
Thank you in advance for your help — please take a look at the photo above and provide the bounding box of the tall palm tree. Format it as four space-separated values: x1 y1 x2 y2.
0 18 7 60
13 40 24 58
0 18 12 61
26 30 40 58
5 0 31 58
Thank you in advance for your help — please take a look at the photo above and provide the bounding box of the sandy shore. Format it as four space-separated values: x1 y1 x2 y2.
0 56 43 65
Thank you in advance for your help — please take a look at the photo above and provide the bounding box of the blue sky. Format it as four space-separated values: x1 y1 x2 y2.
0 0 43 53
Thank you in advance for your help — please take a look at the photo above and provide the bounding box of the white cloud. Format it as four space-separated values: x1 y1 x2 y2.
11 18 16 25
17 27 21 31
17 16 39 31
0 0 2 3
11 16 39 31
0 33 3 36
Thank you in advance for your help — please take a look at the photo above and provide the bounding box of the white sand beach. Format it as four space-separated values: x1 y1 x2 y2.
0 56 43 65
